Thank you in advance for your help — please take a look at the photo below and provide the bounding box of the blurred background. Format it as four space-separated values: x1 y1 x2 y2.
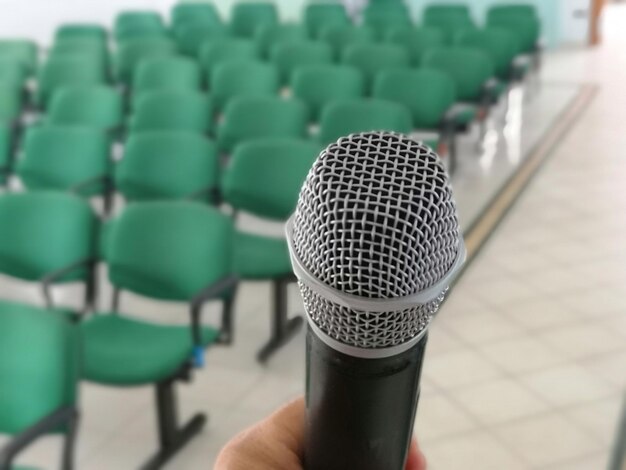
0 0 624 469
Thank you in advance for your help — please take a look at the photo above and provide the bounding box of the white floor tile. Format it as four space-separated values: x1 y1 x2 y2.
449 377 550 426
520 364 618 407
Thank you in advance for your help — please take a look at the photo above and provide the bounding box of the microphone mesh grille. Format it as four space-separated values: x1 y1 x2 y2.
292 132 461 349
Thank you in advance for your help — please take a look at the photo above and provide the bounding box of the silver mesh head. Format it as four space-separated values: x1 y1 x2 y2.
291 131 462 350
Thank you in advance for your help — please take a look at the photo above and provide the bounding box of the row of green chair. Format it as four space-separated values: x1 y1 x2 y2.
0 131 314 459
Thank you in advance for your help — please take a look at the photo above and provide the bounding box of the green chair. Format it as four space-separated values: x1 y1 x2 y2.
0 40 37 75
341 43 410 92
270 41 333 85
48 38 110 76
455 26 523 83
132 56 202 102
17 126 113 208
255 24 308 58
0 191 98 309
386 26 445 65
230 2 279 38
0 82 22 125
373 68 467 173
319 24 374 60
175 23 228 57
422 4 475 44
0 125 12 185
291 64 365 122
486 6 540 73
114 10 167 42
114 37 177 86
304 2 350 38
55 23 108 42
81 201 236 467
36 55 106 108
222 138 320 361
0 300 79 470
172 2 221 27
130 90 213 134
363 3 413 39
217 96 309 153
0 58 28 91
318 99 412 145
198 39 260 84
211 61 279 112
47 85 123 133
422 46 496 106
115 131 219 202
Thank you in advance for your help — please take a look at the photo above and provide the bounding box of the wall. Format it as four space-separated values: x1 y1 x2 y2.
0 0 586 48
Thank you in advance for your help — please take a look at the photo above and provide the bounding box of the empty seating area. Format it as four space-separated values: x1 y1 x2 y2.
0 1 544 468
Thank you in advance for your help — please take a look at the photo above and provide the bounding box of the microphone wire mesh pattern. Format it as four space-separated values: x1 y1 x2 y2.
291 131 462 349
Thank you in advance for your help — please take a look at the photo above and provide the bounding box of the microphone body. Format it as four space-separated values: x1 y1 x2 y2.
305 328 427 470
287 132 465 470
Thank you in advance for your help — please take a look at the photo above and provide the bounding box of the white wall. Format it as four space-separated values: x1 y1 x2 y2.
0 0 308 46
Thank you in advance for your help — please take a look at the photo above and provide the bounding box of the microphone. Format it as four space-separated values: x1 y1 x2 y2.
286 131 466 470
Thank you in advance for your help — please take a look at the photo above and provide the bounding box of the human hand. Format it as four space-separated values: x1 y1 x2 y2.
215 397 427 470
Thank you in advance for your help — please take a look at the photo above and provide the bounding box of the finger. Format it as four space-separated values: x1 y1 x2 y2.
405 439 427 470
263 397 306 459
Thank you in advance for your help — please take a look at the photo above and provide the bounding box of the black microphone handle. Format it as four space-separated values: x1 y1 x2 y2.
304 326 427 470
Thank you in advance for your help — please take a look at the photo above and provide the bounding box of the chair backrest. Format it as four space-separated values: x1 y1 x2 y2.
130 89 213 134
0 191 97 282
486 14 540 53
37 56 106 107
55 23 107 42
198 39 260 81
363 4 413 39
175 23 228 57
222 138 319 220
230 2 279 38
373 68 456 129
319 24 374 60
114 37 176 85
49 38 108 62
211 60 279 111
133 56 201 95
386 26 445 65
172 2 221 27
116 131 219 202
255 23 308 58
291 64 365 122
341 43 410 91
18 125 111 193
217 96 309 153
318 99 412 145
487 4 538 21
0 39 38 75
304 3 350 38
270 41 333 84
454 27 520 79
47 85 123 131
0 300 78 435
422 4 475 44
114 10 166 42
422 46 494 102
0 82 22 123
0 58 28 89
106 201 233 301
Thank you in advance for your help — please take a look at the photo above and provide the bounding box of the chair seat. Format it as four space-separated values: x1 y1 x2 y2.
233 231 291 280
81 314 219 385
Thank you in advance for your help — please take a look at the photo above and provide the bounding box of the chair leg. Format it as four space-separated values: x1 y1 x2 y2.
140 379 207 470
448 134 458 176
61 411 79 470
83 264 98 314
256 278 304 364
218 292 236 345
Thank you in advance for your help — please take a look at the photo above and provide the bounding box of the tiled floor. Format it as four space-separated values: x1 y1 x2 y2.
4 5 626 470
